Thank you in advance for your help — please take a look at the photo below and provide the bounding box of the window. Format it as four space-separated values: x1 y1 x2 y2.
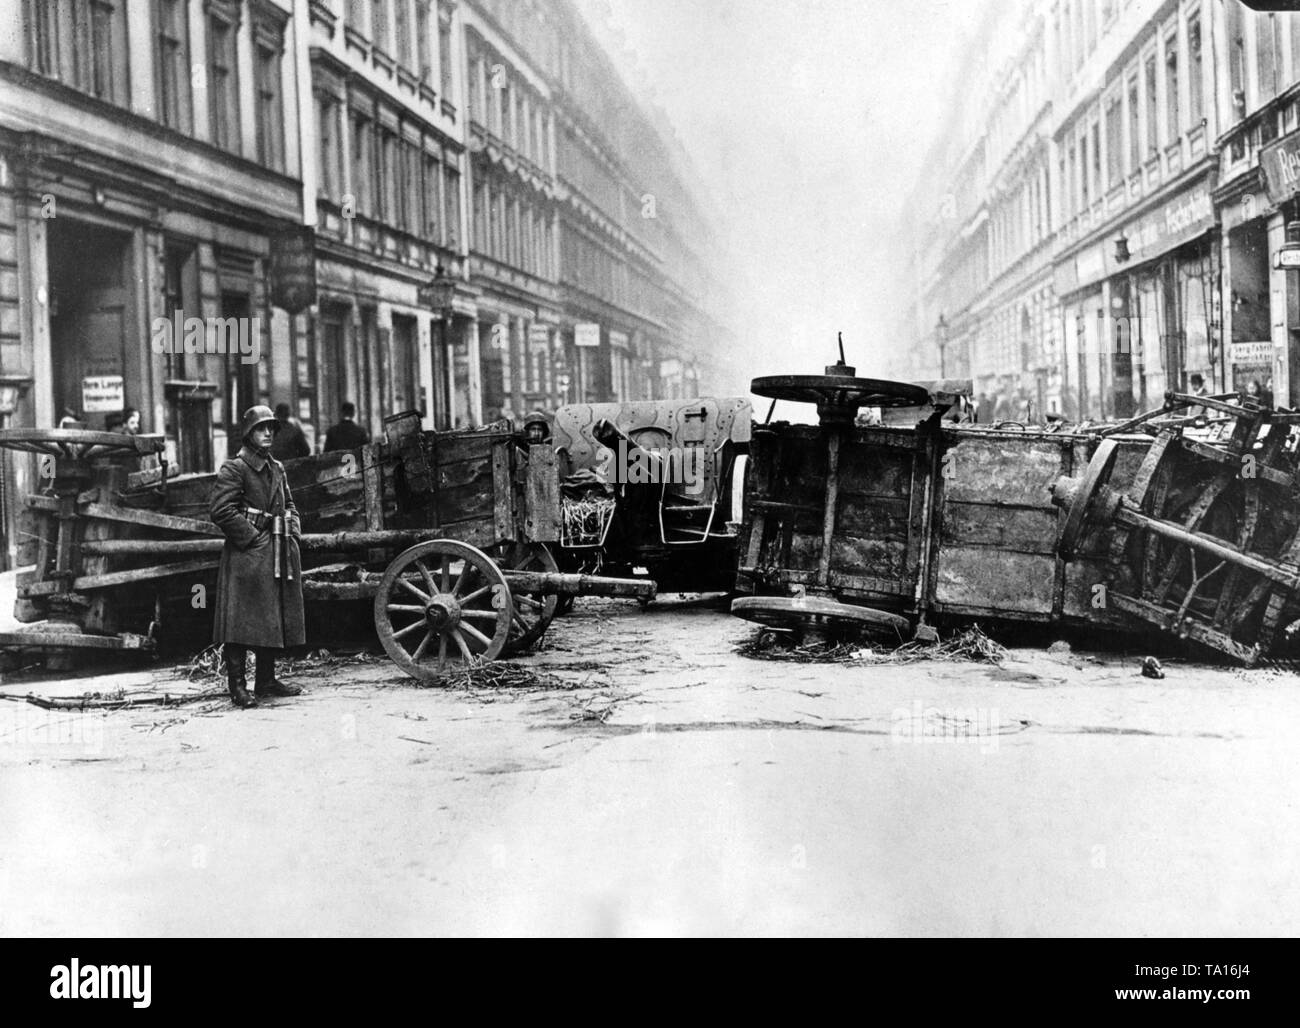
317 95 340 199
416 1 432 84
1105 98 1122 186
1258 13 1282 101
444 160 460 247
472 177 485 251
1188 13 1203 127
351 113 373 217
253 11 287 172
1079 130 1090 208
1127 76 1139 173
1066 142 1077 217
207 3 241 153
1227 2 1245 112
371 0 389 53
438 2 454 100
1165 33 1180 141
346 0 367 33
423 153 440 239
378 129 398 224
394 0 412 69
156 0 191 131
1090 122 1100 200
1144 55 1158 155
27 0 130 105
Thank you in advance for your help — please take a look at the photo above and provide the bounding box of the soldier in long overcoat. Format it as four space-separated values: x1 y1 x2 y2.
209 405 306 708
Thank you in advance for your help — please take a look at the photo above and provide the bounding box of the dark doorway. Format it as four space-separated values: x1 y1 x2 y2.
47 220 134 428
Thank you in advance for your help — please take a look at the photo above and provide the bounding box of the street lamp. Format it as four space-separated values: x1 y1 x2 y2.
419 263 459 322
1114 233 1131 264
936 314 949 379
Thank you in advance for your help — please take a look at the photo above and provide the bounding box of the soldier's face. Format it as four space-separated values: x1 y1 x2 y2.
250 425 274 449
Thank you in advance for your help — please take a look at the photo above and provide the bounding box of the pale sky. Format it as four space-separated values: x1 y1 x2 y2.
574 0 988 389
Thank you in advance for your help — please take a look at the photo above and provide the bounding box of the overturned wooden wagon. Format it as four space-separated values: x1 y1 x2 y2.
0 414 651 681
732 358 1300 663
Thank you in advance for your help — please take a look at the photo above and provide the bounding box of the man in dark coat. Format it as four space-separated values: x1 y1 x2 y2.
270 402 310 461
323 401 370 453
209 405 306 708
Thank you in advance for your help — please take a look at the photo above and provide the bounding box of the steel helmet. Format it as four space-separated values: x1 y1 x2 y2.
240 405 280 440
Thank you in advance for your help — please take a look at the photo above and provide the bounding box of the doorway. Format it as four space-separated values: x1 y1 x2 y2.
47 221 134 428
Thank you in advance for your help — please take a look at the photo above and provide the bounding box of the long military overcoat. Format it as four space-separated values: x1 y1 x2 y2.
209 446 306 649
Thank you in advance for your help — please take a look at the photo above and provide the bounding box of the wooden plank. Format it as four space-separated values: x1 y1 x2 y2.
523 443 559 542
0 630 155 651
434 431 512 466
437 457 493 489
68 502 222 536
939 503 1058 553
21 558 220 596
934 548 1057 613
492 441 515 542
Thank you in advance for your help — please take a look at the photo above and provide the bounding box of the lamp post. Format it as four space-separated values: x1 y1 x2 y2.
419 264 459 427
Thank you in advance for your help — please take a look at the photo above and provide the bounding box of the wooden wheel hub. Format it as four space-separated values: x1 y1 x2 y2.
423 595 462 632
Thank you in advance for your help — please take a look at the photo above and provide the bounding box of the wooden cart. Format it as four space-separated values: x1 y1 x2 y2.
0 413 651 682
732 356 1300 662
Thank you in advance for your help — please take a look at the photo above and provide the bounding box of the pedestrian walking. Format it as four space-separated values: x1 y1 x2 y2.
323 401 370 453
270 402 311 461
208 405 306 708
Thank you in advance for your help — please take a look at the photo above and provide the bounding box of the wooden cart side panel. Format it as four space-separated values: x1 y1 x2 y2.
523 443 559 543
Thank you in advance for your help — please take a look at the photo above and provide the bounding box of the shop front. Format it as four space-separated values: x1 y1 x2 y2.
1249 129 1300 407
1055 178 1219 420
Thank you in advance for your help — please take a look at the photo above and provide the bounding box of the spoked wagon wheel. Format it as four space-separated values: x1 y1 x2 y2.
731 595 910 643
496 541 559 655
374 540 513 683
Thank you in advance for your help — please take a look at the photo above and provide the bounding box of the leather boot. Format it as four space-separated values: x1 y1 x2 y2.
224 644 257 709
254 649 302 699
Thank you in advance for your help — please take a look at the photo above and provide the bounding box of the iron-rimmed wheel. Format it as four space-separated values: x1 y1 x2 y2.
374 540 512 683
731 595 910 639
496 541 559 655
1052 439 1121 560
750 375 930 410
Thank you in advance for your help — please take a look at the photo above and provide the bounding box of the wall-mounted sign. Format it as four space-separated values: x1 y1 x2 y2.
574 323 601 348
528 323 551 350
82 375 124 413
269 227 317 315
1260 129 1300 206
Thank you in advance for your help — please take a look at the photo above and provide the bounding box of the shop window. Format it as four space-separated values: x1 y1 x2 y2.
156 0 192 132
26 0 130 106
207 2 241 154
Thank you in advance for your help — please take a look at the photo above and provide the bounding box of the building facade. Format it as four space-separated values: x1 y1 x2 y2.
0 0 736 567
899 0 1300 425
0 0 309 566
